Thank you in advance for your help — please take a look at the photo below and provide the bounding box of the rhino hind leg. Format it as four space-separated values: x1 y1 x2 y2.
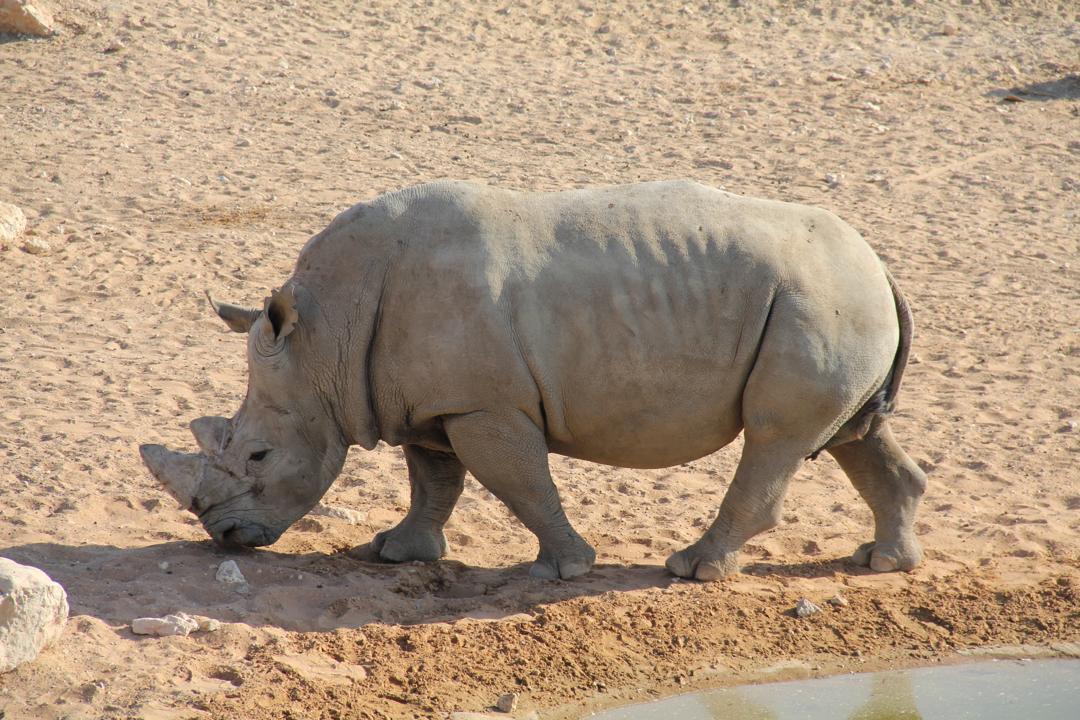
827 416 926 572
444 409 596 580
373 445 466 563
667 289 891 581
666 433 807 581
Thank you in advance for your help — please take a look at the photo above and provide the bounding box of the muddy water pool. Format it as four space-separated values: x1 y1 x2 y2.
588 659 1080 719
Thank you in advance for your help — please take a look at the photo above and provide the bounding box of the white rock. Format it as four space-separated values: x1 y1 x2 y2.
215 560 246 585
0 0 55 37
22 236 51 255
309 503 365 525
794 598 821 618
131 612 219 637
0 202 26 243
0 557 69 673
131 613 199 637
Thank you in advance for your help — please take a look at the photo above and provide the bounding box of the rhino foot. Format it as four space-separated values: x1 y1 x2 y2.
665 544 740 581
851 538 922 572
372 525 449 563
529 540 596 580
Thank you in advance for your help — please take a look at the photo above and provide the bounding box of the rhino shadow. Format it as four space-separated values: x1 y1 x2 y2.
988 74 1080 102
741 557 878 580
0 541 673 632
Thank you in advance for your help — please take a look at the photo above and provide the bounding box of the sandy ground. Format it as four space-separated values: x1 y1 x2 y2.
1 0 1078 718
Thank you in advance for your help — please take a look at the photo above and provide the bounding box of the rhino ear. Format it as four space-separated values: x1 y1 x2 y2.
207 291 261 333
265 286 298 338
255 285 299 355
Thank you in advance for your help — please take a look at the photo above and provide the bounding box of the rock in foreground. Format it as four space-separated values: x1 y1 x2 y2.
0 202 27 244
794 598 822 618
0 0 55 37
0 557 69 673
309 502 365 525
215 560 246 585
131 612 220 637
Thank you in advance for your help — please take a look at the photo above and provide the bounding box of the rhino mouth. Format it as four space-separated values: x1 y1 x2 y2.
140 443 289 549
205 518 282 549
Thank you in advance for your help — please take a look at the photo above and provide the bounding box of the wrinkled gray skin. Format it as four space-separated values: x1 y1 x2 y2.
140 180 927 581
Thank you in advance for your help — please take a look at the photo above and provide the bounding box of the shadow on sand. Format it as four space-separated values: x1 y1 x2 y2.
0 540 676 633
742 557 874 580
988 74 1080 102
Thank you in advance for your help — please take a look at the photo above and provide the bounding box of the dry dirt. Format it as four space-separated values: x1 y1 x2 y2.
1 1 1078 718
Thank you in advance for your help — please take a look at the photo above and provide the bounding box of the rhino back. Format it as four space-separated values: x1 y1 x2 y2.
503 181 790 467
360 181 888 467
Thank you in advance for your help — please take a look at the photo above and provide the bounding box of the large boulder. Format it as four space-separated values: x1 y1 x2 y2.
0 202 27 244
0 558 69 673
0 1 55 37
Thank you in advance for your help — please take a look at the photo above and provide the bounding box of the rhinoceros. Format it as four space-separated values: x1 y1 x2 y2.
140 180 927 581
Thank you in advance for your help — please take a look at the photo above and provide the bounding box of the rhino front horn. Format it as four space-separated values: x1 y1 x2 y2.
139 444 202 510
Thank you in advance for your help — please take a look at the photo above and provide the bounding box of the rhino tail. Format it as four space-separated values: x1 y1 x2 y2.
807 264 913 460
880 265 913 414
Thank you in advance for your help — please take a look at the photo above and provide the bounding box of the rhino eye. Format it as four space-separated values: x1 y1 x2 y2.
249 450 269 462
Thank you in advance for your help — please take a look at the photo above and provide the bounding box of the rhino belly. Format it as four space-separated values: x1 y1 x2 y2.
525 295 757 469
546 377 745 469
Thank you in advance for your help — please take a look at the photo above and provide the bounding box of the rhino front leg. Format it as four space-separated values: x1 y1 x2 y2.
373 444 466 562
827 416 926 572
445 409 596 580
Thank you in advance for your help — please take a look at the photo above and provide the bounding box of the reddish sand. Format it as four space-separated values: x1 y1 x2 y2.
1 1 1077 718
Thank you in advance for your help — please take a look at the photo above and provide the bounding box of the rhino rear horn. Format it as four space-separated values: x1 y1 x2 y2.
206 291 261 333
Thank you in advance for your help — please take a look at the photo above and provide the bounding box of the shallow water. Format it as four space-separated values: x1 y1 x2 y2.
589 659 1080 720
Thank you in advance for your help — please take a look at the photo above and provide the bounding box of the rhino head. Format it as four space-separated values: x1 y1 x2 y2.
139 284 351 548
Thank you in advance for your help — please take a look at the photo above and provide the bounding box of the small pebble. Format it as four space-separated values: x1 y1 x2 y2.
824 173 844 188
216 560 246 584
23 237 51 255
310 503 365 525
794 598 821 618
827 594 849 608
496 692 518 713
158 561 169 572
